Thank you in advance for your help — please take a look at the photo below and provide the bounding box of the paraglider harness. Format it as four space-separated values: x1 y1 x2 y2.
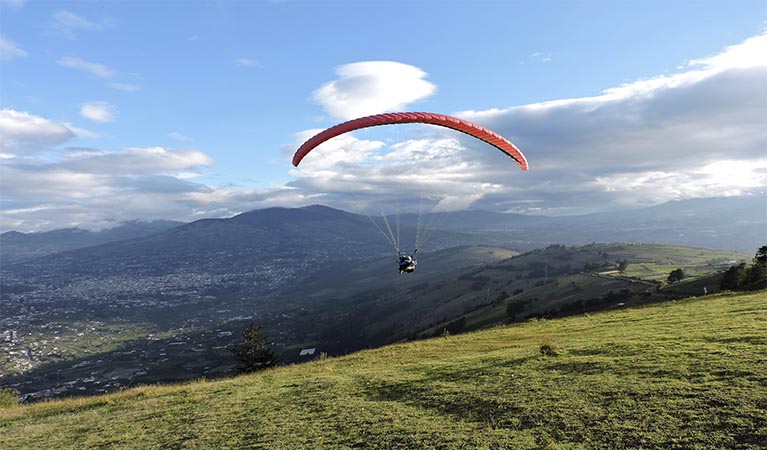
398 249 417 274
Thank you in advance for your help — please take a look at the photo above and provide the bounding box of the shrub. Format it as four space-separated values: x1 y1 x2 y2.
0 388 20 408
667 268 686 284
540 342 559 357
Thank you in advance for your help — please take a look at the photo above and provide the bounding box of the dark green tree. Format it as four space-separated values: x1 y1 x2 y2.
720 263 747 291
667 268 686 284
754 245 767 265
506 300 527 318
617 259 629 273
230 323 277 373
745 245 767 289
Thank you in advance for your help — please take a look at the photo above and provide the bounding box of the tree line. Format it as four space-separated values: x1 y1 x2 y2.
720 245 766 291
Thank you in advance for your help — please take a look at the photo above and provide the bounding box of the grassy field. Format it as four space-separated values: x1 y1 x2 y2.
2 290 765 449
609 243 745 281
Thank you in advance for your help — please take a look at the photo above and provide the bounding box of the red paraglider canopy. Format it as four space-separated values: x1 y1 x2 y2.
292 112 528 170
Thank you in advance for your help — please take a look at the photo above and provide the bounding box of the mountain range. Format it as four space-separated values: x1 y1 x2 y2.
0 220 182 265
2 195 763 268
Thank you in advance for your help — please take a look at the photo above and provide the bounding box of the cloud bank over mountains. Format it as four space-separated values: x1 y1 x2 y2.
291 33 767 215
1 33 765 231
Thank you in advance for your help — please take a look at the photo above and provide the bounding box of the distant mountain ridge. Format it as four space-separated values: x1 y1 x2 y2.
1 195 764 273
2 205 463 278
398 194 766 252
0 220 183 264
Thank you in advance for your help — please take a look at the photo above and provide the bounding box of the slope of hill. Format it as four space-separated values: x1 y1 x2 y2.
2 291 764 449
312 243 746 349
287 245 520 301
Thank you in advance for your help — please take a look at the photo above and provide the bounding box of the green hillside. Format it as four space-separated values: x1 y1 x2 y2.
318 243 746 346
420 243 747 336
2 291 765 449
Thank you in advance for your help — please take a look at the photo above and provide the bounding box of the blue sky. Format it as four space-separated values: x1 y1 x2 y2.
1 0 766 231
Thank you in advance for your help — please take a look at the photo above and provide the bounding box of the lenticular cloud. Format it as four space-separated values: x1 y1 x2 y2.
312 61 437 120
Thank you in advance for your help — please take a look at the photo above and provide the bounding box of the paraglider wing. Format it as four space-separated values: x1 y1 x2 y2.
291 112 528 170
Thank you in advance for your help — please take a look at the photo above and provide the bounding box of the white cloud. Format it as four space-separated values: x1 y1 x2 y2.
49 10 106 39
167 132 192 142
687 32 767 71
1 145 216 231
438 32 767 212
529 52 552 63
287 32 767 216
0 109 75 154
60 146 213 173
288 129 504 214
312 61 437 120
235 58 262 68
0 106 224 230
81 102 117 122
62 123 101 139
0 0 27 11
0 34 27 61
595 158 767 205
58 56 116 78
290 128 385 171
108 82 141 91
0 108 225 231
